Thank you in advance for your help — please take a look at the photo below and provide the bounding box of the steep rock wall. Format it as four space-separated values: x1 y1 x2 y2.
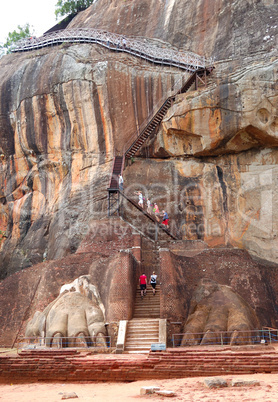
0 0 277 277
0 45 183 278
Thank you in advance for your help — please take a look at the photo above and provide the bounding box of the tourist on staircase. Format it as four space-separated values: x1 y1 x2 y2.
162 210 169 229
153 203 160 222
135 191 144 208
139 273 147 299
149 271 158 295
118 174 124 192
147 198 152 215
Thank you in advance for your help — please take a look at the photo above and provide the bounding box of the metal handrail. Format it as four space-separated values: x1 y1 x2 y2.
172 328 278 348
11 27 213 71
17 335 112 351
119 190 178 240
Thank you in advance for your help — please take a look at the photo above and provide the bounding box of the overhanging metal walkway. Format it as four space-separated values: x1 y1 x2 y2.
12 28 213 73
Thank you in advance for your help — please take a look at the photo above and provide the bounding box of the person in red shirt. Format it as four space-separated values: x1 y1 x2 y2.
139 273 147 299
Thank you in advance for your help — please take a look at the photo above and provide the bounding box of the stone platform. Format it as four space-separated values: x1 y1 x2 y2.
1 345 278 383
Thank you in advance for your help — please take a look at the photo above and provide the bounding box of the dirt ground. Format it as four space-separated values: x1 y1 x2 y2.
0 374 277 402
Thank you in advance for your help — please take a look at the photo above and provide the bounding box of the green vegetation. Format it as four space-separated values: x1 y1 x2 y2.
55 0 94 19
0 24 33 55
0 230 7 246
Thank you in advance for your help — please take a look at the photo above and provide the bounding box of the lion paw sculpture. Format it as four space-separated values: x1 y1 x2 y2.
181 278 260 346
25 275 107 348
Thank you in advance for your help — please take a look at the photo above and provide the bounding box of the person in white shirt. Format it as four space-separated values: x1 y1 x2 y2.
118 175 124 191
149 271 158 295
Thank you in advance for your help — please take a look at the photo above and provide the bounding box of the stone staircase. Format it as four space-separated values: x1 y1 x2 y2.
133 285 160 318
124 285 161 353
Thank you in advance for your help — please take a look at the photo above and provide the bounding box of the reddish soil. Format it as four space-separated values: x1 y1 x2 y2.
0 374 277 401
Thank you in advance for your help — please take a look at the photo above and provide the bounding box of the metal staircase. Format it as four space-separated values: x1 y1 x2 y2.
125 97 172 159
124 68 211 160
107 67 214 230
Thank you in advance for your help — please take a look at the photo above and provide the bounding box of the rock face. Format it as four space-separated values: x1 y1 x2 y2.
0 0 277 278
0 45 183 277
69 0 277 61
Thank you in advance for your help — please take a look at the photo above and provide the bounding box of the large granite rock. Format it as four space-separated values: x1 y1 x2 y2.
0 0 277 277
69 0 277 61
0 45 183 277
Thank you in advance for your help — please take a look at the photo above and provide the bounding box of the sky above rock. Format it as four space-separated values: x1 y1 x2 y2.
0 0 58 44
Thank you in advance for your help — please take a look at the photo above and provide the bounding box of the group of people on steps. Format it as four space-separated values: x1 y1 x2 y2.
135 191 169 229
139 272 157 299
117 175 169 229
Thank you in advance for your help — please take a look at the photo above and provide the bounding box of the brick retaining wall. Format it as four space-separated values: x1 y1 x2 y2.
1 346 278 383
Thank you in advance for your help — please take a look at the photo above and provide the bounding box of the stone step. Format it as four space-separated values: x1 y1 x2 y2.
127 325 159 330
127 327 158 331
128 318 159 322
134 306 160 310
133 311 160 316
127 322 159 327
126 330 159 336
135 293 160 297
134 299 160 303
133 315 160 318
133 312 160 316
124 348 151 352
125 317 159 353
125 338 159 344
136 291 160 294
126 332 158 338
125 343 158 349
134 298 160 302
127 320 159 325
133 310 160 314
124 350 150 354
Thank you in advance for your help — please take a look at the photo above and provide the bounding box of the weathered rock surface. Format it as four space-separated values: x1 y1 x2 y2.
156 60 278 157
0 45 183 277
231 379 260 387
140 386 160 395
204 378 228 389
69 0 278 62
0 0 277 278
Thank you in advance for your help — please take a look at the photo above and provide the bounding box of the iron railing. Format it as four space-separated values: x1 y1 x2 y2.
172 328 278 348
17 335 112 351
11 28 213 72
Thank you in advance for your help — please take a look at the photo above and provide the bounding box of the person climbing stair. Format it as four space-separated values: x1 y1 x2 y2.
149 271 158 295
139 273 147 299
